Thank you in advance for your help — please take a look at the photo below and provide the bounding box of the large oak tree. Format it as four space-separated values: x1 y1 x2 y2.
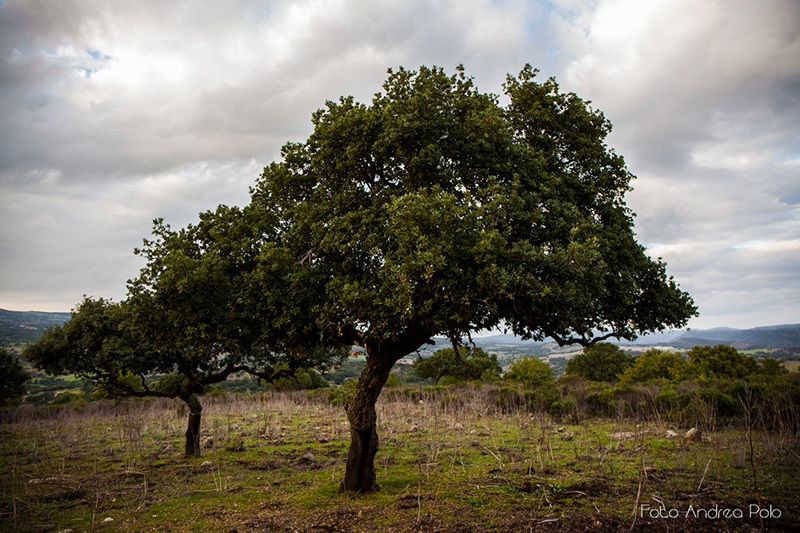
248 64 697 492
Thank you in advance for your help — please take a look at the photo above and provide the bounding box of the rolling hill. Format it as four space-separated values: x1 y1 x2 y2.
0 309 71 345
670 324 800 350
2 307 799 352
461 325 800 353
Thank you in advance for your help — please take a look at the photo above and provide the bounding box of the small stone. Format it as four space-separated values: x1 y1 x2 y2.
666 430 679 438
453 422 463 431
299 450 315 463
201 460 213 468
684 428 701 441
102 517 114 523
203 437 214 449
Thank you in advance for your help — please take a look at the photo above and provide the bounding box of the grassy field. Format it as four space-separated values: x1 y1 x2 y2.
784 360 800 373
1 386 798 532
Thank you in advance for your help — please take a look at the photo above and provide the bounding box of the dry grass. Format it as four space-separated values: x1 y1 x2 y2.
1 385 799 532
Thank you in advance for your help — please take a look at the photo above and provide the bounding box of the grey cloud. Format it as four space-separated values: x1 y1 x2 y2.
0 158 257 310
553 0 800 328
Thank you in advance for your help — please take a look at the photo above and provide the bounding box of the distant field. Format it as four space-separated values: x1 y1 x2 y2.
2 388 798 532
785 360 800 372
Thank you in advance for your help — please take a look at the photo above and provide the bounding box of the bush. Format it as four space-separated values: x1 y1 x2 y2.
385 372 402 388
487 383 557 414
25 391 55 405
414 347 502 385
329 379 358 407
51 390 87 405
271 368 330 391
504 355 553 388
548 396 577 421
488 385 524 414
565 342 634 382
0 348 30 405
685 345 758 380
620 349 687 383
323 358 366 385
653 383 681 421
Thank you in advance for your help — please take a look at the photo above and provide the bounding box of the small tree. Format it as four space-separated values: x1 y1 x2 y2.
125 209 346 456
505 355 554 388
620 348 687 383
565 342 634 382
414 346 501 385
0 348 30 406
758 357 788 376
26 208 345 457
685 345 758 380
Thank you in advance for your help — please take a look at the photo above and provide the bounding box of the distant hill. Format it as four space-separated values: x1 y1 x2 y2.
0 309 71 345
672 324 800 350
443 324 800 353
3 306 799 352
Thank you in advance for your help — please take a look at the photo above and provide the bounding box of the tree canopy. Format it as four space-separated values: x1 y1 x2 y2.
246 64 697 491
414 346 501 385
0 348 30 406
684 345 759 380
504 355 554 388
619 349 687 383
565 342 634 382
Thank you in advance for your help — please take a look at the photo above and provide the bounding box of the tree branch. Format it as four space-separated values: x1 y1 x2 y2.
449 335 476 372
548 329 630 347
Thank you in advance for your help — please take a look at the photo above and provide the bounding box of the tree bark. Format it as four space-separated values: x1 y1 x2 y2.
340 355 395 493
182 393 203 457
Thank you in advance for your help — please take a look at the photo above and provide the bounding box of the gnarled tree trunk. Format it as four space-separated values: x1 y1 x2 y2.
340 355 395 493
182 393 203 457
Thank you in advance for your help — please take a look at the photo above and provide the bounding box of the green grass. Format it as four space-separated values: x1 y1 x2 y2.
1 389 799 532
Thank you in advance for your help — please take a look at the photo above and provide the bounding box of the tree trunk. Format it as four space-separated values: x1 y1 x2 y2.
340 355 395 493
182 393 203 457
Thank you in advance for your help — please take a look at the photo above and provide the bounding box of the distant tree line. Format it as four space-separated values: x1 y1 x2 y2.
564 342 787 383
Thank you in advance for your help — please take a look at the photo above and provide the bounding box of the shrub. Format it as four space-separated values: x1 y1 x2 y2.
685 345 758 380
488 385 524 414
620 349 687 383
565 342 634 382
0 348 30 405
414 347 502 385
270 368 330 391
548 396 577 421
384 372 402 388
51 390 87 405
329 379 358 407
504 355 553 388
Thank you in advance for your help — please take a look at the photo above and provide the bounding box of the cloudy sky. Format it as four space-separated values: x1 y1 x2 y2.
1 0 798 330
